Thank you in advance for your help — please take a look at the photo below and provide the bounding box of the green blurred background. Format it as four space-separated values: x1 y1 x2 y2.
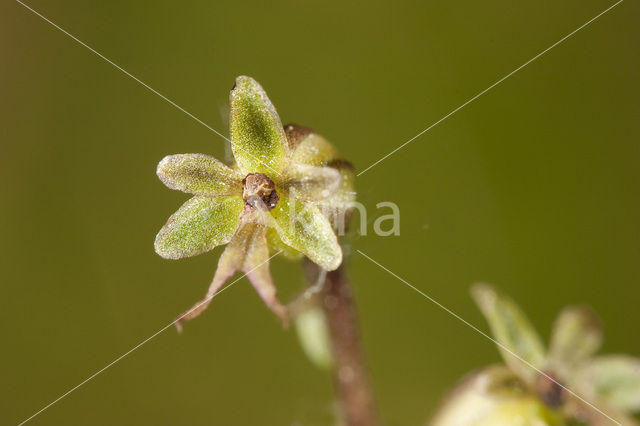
2 0 638 424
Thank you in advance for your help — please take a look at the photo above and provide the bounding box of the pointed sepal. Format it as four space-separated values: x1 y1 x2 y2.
229 76 288 176
270 196 342 271
175 214 288 330
471 283 546 386
157 154 242 196
549 305 602 369
155 196 243 259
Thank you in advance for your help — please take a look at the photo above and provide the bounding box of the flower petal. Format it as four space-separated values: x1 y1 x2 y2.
229 76 288 176
286 126 338 166
548 305 602 369
266 226 302 260
471 283 546 386
154 196 243 259
175 234 240 331
285 126 356 227
242 221 288 324
270 196 342 271
283 164 342 201
175 215 287 329
571 355 640 412
157 154 243 196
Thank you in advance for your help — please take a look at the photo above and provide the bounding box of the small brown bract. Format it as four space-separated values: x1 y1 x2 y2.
242 173 279 211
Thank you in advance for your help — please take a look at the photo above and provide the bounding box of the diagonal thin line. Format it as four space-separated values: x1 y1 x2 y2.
356 249 622 425
14 0 230 143
357 0 623 176
17 250 283 426
14 0 282 177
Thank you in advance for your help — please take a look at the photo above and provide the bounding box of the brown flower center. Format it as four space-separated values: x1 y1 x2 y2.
242 173 279 211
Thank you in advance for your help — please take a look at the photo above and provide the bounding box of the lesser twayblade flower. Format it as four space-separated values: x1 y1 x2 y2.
430 284 640 426
154 76 355 330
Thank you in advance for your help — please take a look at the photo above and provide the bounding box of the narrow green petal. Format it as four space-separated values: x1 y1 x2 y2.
154 196 243 259
283 164 342 201
175 234 241 331
242 221 288 324
175 216 287 329
230 76 288 176
571 355 640 412
471 283 546 385
549 306 602 368
270 196 342 271
157 154 243 195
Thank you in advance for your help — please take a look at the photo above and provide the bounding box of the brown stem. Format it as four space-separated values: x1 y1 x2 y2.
304 259 379 426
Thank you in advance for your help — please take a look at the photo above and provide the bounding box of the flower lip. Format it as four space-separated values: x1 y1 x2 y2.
242 173 279 211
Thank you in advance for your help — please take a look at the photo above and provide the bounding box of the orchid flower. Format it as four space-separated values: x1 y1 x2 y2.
431 284 640 426
154 76 355 330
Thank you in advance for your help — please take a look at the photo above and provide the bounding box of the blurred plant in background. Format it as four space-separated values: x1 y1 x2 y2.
430 284 640 426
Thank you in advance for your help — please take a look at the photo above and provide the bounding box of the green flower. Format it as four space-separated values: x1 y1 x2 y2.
154 76 355 328
431 284 640 426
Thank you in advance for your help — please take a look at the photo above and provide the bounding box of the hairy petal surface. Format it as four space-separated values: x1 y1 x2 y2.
175 215 287 329
154 196 243 259
287 128 339 166
286 127 356 227
242 221 288 324
283 164 342 201
471 283 546 386
571 355 640 412
230 76 288 176
270 196 342 271
266 226 302 260
157 154 242 196
549 305 602 369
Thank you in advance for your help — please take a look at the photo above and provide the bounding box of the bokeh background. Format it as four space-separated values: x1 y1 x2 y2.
2 0 639 424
